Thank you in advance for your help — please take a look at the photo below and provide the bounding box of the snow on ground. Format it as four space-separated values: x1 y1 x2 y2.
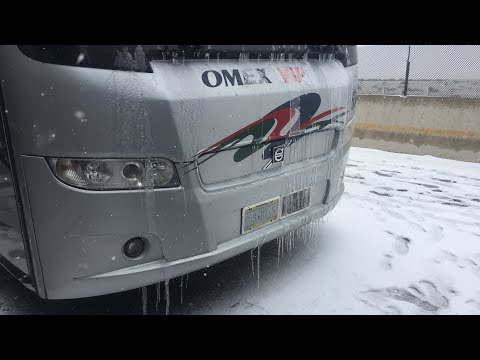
184 147 480 315
1 147 480 314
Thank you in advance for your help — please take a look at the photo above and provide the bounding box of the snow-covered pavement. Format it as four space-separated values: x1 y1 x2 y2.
184 147 480 315
1 147 480 314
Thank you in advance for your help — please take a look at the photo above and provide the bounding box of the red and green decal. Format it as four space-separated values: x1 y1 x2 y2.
195 93 345 163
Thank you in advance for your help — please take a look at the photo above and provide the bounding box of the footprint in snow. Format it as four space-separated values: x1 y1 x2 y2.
381 170 402 174
413 182 440 189
431 225 444 242
373 170 393 177
362 279 450 314
345 173 365 180
457 258 480 279
385 305 402 315
442 201 469 208
433 250 458 265
394 236 411 255
370 190 393 197
380 254 393 271
432 177 457 183
465 299 480 311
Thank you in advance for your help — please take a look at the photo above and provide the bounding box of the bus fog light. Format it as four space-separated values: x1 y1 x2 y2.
123 237 146 258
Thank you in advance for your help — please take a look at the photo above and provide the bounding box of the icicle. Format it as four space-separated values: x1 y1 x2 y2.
165 280 170 316
257 246 261 291
141 286 148 315
180 276 184 305
156 283 161 312
250 249 255 279
303 50 309 62
277 238 281 268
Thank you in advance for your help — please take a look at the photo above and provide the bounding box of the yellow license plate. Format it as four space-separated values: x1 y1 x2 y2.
241 196 281 234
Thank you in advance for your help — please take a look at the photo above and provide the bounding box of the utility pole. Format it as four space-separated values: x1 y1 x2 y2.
403 45 411 96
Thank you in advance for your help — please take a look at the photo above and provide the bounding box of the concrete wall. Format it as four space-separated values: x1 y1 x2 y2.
352 95 480 163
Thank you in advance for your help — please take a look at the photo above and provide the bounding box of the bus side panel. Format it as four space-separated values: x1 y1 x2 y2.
0 49 46 296
0 96 30 277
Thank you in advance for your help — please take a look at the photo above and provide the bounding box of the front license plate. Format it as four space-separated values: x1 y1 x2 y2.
241 188 311 234
242 197 281 234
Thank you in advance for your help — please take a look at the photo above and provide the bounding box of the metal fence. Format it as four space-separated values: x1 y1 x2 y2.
357 45 480 98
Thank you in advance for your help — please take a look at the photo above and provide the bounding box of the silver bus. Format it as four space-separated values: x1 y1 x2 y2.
0 45 357 299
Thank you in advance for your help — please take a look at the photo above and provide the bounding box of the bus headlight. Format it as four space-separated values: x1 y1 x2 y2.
121 162 144 182
84 161 113 184
149 159 176 187
47 158 180 190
